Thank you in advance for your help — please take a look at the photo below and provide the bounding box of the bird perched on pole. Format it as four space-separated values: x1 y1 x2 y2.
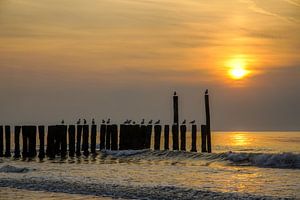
148 120 153 125
205 89 208 94
174 91 177 96
61 120 65 125
92 118 95 125
190 120 196 124
76 119 81 125
141 119 145 125
83 119 87 125
182 119 186 125
155 120 160 124
102 119 105 124
106 118 110 124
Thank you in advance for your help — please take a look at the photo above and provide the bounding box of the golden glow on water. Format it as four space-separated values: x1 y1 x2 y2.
231 133 251 146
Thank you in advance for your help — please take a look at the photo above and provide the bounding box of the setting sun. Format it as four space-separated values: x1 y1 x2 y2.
227 58 250 80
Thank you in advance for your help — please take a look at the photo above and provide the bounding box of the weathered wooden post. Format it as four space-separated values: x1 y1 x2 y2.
54 126 61 156
172 124 179 150
201 125 207 153
5 126 11 157
0 126 3 157
68 125 75 157
47 126 56 159
180 125 186 151
14 126 21 158
173 92 179 125
205 90 212 153
145 125 152 149
111 124 118 150
119 124 126 150
164 125 169 150
105 125 111 150
91 124 97 154
154 125 162 150
60 125 67 158
28 126 37 158
82 125 89 156
133 124 140 150
191 124 197 152
100 124 106 150
76 125 83 156
38 126 45 159
22 126 29 158
140 125 147 149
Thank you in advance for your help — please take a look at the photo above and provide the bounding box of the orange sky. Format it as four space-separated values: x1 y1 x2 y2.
0 0 299 130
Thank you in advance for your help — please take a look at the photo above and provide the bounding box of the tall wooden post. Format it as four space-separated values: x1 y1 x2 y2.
180 125 186 151
191 125 197 152
38 126 45 159
154 125 162 150
5 126 11 157
205 90 212 153
111 124 118 150
145 125 152 149
68 125 75 157
201 125 207 153
47 126 56 159
105 125 111 150
91 125 97 154
60 125 67 158
76 125 82 156
82 125 89 156
100 124 106 150
140 125 147 149
119 124 126 150
22 126 29 158
173 92 179 125
28 126 37 158
172 124 179 150
0 126 3 157
14 126 21 158
164 125 169 150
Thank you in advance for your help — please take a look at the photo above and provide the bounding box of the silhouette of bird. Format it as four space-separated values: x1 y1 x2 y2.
61 120 65 124
92 118 95 125
205 89 208 95
148 120 153 125
190 120 196 124
76 119 81 124
107 118 110 124
141 119 145 124
123 119 128 124
174 91 177 96
155 120 160 124
182 119 186 124
83 119 87 125
102 119 106 124
127 120 132 124
132 121 136 125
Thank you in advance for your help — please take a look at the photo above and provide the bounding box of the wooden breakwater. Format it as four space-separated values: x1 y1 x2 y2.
0 91 212 159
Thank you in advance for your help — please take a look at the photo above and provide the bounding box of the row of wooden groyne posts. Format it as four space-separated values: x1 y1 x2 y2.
0 91 212 160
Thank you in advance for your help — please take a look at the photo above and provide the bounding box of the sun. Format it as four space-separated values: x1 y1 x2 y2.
227 58 250 80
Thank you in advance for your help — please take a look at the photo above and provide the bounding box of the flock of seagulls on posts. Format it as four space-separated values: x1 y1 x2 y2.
61 118 196 125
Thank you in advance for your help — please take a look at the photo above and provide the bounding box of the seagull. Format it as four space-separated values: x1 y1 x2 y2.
123 119 128 124
205 89 208 95
92 118 95 125
190 120 196 124
83 119 87 125
76 119 81 125
102 119 106 124
132 121 136 125
148 120 153 125
174 91 177 96
155 120 160 124
182 119 186 124
61 120 65 124
141 119 145 124
107 118 110 124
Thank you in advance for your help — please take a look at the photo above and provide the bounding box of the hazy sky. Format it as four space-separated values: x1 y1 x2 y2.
0 0 299 130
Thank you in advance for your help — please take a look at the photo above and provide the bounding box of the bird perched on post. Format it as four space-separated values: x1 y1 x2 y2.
141 119 145 125
182 119 186 124
205 89 208 95
174 91 177 96
76 119 81 125
83 119 87 125
102 119 105 124
106 118 110 124
132 121 136 125
148 120 153 125
190 120 196 124
155 120 160 124
92 118 95 125
61 120 65 125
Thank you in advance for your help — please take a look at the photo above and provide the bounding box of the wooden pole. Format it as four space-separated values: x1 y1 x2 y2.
54 126 61 156
111 124 118 150
68 125 75 157
191 124 197 152
140 125 147 149
76 125 82 156
38 126 45 159
0 126 3 157
154 125 162 150
60 125 67 158
119 124 126 150
205 91 212 153
91 124 97 154
100 124 106 150
201 125 207 153
145 125 152 149
180 125 186 151
14 126 21 158
5 126 11 157
47 126 56 159
105 125 111 150
22 126 29 158
28 126 37 158
172 124 179 150
82 125 89 156
164 125 169 150
173 92 179 125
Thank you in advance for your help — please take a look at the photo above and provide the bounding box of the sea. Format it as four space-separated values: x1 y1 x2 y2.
0 131 299 200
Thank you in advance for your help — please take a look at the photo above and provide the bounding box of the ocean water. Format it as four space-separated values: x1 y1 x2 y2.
0 131 299 200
